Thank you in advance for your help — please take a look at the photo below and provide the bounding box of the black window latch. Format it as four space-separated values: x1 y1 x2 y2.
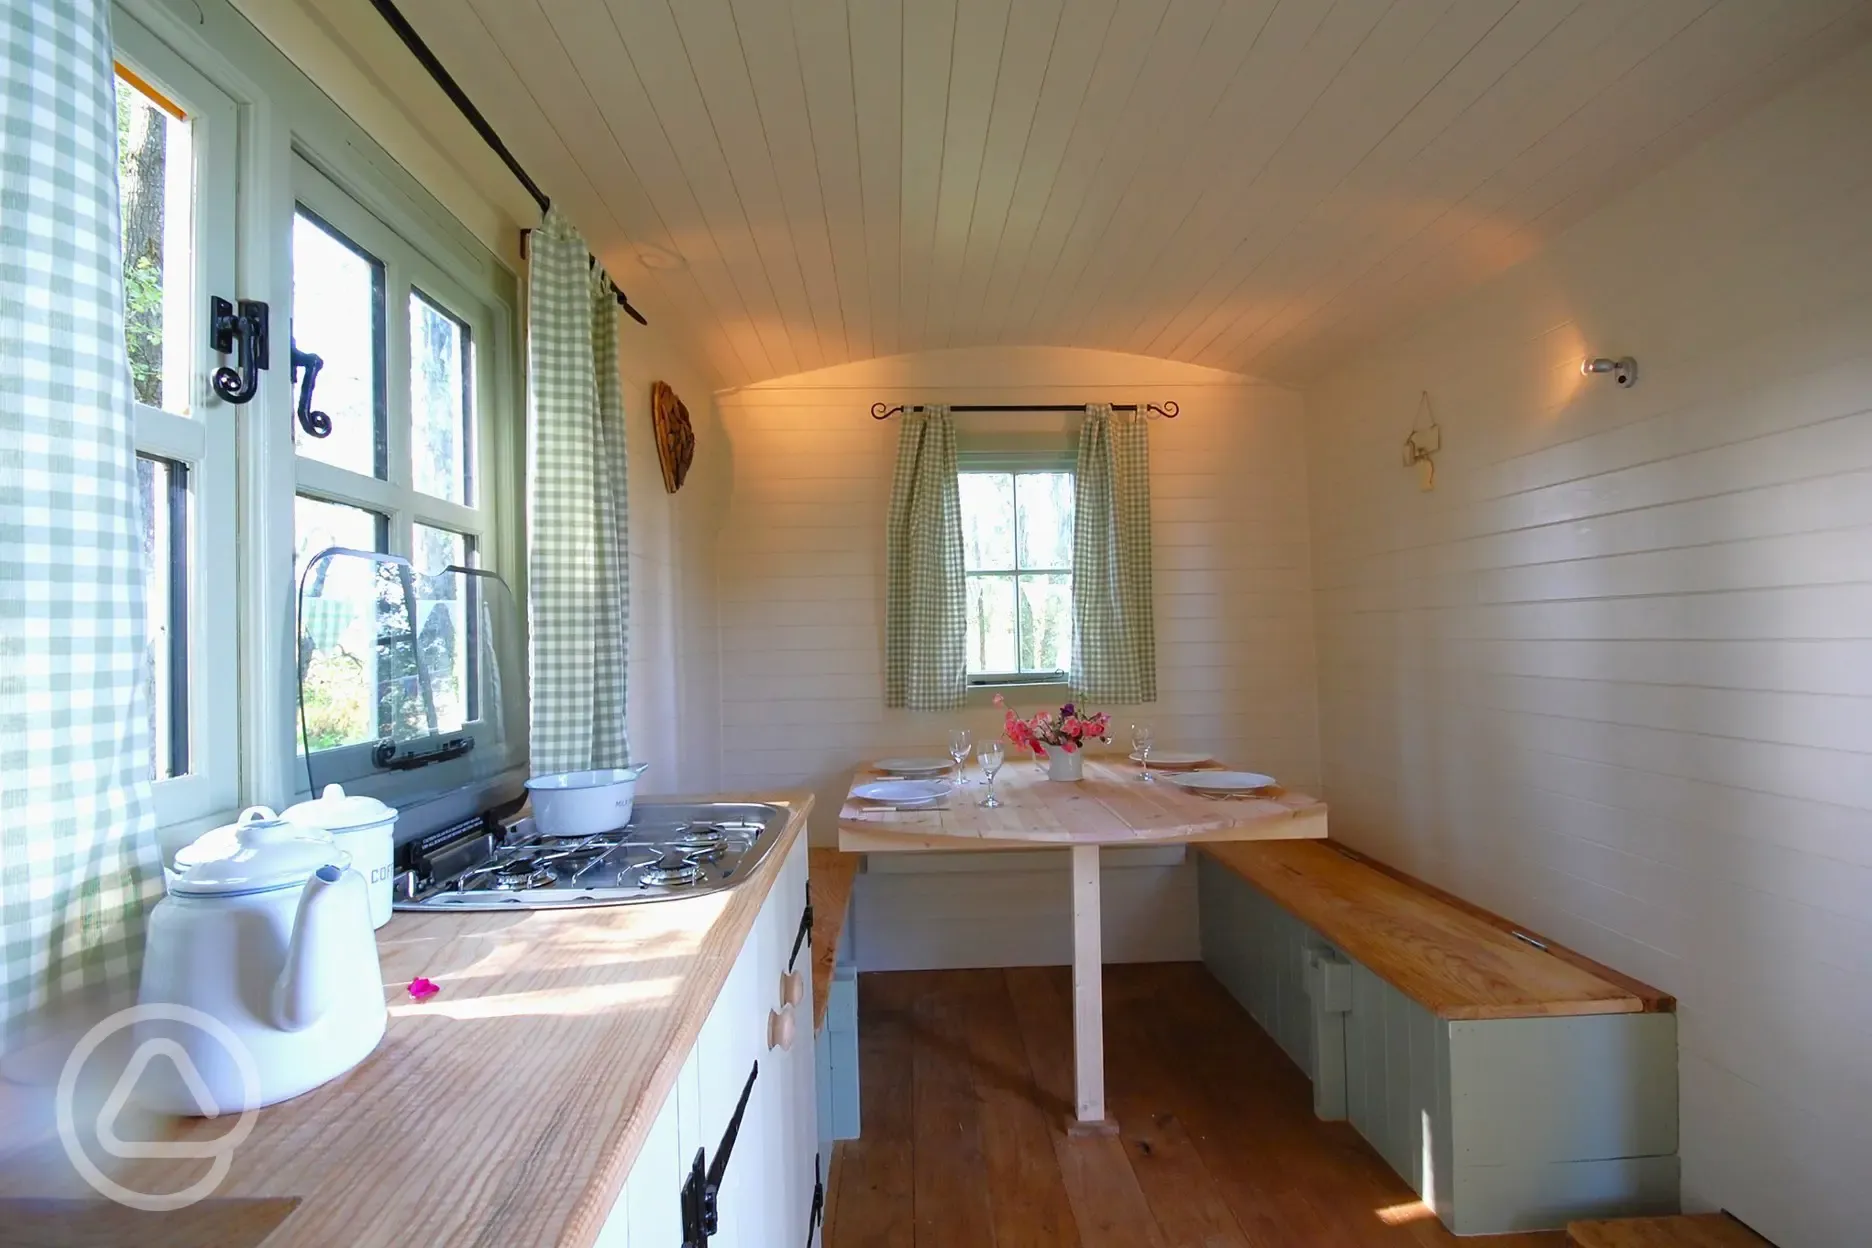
209 296 267 405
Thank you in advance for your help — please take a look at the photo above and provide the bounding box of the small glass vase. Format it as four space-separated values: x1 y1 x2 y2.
1046 749 1084 782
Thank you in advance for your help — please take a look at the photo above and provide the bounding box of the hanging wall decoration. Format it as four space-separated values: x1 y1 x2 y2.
1401 390 1441 491
651 380 695 493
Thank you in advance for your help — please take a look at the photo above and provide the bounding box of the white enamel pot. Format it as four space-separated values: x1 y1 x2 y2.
524 765 649 836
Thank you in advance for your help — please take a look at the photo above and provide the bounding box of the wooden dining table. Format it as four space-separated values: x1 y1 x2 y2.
838 755 1328 1133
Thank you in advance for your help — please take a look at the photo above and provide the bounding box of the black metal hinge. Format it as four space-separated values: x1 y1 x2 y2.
787 879 813 974
806 1152 825 1246
681 1061 759 1247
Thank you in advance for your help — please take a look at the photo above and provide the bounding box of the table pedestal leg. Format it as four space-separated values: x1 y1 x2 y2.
1068 843 1117 1136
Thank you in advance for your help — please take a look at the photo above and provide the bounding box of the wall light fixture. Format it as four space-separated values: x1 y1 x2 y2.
1581 356 1638 388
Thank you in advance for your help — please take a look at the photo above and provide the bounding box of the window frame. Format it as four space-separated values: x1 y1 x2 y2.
114 0 527 849
114 14 241 833
959 466 1077 686
288 155 512 798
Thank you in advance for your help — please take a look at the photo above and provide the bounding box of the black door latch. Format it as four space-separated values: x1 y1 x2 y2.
681 1060 759 1247
209 296 268 404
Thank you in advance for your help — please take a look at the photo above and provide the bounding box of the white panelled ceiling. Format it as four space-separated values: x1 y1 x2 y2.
389 0 1872 385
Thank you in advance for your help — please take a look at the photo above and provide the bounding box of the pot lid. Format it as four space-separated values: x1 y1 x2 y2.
281 783 397 833
171 807 348 896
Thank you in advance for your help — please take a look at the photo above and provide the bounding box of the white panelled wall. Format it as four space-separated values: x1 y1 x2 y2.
1300 43 1872 1248
714 346 1321 966
619 322 726 797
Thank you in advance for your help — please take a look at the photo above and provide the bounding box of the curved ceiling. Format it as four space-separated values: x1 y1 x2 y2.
391 0 1872 387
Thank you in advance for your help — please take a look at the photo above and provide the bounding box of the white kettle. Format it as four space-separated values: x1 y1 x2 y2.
135 807 387 1115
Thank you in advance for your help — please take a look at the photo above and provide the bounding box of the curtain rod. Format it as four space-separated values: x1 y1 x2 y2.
368 0 648 327
871 401 1179 420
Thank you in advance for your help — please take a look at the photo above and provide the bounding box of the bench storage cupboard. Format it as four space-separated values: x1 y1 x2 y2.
1198 842 1679 1237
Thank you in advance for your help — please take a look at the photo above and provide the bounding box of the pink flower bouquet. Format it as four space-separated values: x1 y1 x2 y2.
995 694 1111 758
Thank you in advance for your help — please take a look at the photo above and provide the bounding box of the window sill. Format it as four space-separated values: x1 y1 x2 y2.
965 678 1071 707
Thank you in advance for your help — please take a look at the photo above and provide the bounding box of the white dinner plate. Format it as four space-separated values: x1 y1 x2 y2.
1168 771 1278 794
1130 750 1212 769
852 779 953 806
872 757 954 776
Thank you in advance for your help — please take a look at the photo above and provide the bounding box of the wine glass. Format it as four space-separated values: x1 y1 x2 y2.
947 728 973 786
978 741 1005 808
1131 723 1155 782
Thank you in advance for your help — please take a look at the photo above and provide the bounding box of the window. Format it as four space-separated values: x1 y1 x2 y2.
292 209 386 478
114 22 240 830
108 5 523 842
290 157 504 787
960 470 1075 681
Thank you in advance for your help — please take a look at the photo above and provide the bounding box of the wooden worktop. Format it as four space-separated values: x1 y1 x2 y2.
99 792 815 1247
807 849 860 1033
838 758 1326 851
1200 839 1672 1020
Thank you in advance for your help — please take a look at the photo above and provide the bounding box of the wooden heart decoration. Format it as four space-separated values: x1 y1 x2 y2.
651 380 695 493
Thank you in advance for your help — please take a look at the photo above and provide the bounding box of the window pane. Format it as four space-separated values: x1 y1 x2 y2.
958 472 1015 571
413 524 477 732
410 292 472 504
116 68 192 414
1015 472 1074 570
966 575 1017 675
1018 574 1072 673
294 497 387 754
138 455 189 779
293 210 385 477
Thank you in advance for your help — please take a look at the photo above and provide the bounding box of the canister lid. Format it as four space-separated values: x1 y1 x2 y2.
281 783 397 834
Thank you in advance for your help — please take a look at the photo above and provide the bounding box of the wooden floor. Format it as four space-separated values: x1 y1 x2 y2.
822 963 1566 1248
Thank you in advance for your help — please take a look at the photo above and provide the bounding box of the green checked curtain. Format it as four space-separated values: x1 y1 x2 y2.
2 0 164 1041
526 209 632 773
885 406 967 710
1071 404 1157 704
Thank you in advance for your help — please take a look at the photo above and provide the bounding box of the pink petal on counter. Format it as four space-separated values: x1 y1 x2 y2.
408 977 439 1000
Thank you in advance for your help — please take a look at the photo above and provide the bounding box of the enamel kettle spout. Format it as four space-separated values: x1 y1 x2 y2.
272 863 363 1032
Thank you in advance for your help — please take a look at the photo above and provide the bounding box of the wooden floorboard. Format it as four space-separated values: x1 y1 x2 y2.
828 964 1567 1248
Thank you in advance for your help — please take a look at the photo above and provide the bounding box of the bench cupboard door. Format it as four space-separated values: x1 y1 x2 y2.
1344 964 1450 1216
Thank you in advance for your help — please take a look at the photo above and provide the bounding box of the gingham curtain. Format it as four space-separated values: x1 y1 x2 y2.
1071 404 1156 704
1 0 164 1040
526 209 631 773
885 406 967 710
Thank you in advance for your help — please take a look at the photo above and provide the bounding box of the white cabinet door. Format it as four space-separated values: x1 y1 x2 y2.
777 838 821 1248
595 1048 693 1248
596 833 820 1248
695 897 769 1248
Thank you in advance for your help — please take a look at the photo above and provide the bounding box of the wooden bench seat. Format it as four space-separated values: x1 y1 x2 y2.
1195 838 1679 1236
1197 839 1672 1019
1569 1213 1773 1247
808 848 860 1032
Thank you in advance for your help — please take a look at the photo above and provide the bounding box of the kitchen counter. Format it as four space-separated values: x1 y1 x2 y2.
117 791 814 1247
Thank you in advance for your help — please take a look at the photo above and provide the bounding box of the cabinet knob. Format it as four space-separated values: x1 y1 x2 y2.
781 969 806 1009
768 1005 796 1052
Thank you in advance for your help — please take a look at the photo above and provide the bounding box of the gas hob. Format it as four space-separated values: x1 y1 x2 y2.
393 801 787 910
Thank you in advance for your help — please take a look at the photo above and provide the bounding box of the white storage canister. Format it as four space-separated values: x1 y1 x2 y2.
281 784 398 928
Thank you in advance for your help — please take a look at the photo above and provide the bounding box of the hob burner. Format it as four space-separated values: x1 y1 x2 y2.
671 824 729 858
641 851 703 888
492 856 558 890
